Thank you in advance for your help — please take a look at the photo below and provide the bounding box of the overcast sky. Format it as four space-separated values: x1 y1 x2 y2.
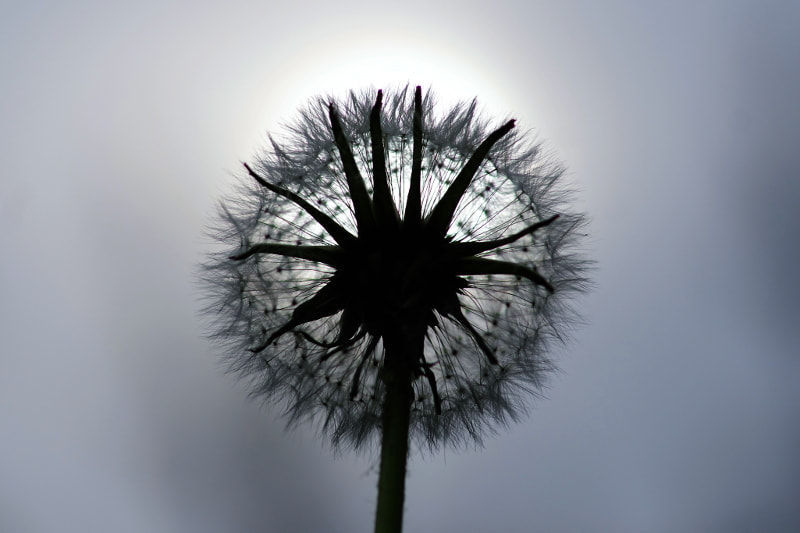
2 1 799 532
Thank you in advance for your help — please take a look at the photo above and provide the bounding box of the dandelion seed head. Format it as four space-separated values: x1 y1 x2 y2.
203 86 590 451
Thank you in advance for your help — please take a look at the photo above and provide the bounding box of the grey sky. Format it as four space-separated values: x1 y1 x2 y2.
2 1 798 532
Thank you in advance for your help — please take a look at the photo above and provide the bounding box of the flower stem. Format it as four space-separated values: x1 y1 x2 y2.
374 366 412 533
374 327 422 533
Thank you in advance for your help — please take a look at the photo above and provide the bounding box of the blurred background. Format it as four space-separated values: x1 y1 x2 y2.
1 1 798 531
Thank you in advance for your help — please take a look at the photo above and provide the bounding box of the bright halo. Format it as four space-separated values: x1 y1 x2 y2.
277 36 510 117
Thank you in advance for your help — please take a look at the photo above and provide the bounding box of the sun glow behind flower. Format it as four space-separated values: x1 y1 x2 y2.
277 36 511 118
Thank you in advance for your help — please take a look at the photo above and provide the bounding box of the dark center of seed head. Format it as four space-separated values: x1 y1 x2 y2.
351 230 456 336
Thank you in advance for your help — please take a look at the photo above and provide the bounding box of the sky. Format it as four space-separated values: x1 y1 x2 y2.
1 1 799 532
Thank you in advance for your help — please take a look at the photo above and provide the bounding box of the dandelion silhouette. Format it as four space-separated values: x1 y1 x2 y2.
204 86 588 532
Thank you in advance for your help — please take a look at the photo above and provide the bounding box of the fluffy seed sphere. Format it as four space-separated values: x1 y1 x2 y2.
203 86 589 450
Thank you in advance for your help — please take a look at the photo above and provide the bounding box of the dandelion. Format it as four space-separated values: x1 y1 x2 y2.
203 86 589 533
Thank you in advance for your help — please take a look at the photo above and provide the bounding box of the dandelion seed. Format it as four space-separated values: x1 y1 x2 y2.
202 85 589 533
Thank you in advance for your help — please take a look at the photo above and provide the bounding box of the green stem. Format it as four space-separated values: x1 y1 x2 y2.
374 327 422 533
374 365 412 533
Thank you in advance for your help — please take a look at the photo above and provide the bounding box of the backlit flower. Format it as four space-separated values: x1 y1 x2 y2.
203 86 589 451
